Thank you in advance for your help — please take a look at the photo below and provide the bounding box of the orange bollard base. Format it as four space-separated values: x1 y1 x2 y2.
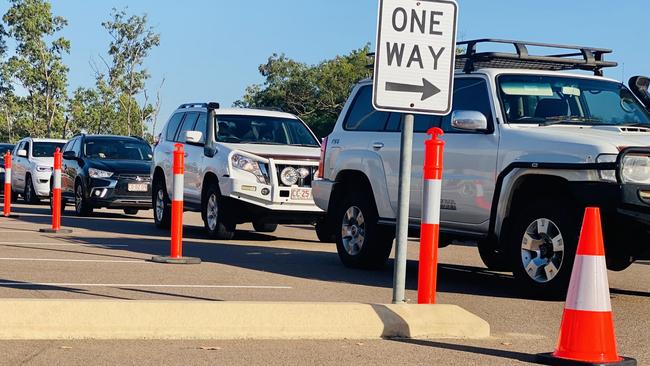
536 352 636 366
38 228 73 234
150 255 201 264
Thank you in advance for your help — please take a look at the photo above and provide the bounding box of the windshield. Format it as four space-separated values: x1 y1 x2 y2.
32 142 65 157
84 138 153 161
215 115 319 146
497 75 650 126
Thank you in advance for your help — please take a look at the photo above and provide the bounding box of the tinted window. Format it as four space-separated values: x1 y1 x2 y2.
344 85 390 131
386 113 442 133
216 115 319 146
84 138 153 161
24 141 31 155
165 113 185 141
32 142 65 157
194 113 208 143
176 112 199 142
442 78 493 132
71 138 81 155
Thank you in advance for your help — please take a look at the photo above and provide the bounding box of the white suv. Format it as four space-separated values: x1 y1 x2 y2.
313 39 650 297
12 137 66 204
152 103 325 239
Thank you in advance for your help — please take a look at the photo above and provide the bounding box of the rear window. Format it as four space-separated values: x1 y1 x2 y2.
344 85 390 131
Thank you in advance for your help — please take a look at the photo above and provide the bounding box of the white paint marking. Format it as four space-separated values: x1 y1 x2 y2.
0 282 292 289
0 242 128 247
0 257 146 263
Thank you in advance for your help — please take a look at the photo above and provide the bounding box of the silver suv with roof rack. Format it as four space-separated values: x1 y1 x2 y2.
152 103 325 240
313 39 650 298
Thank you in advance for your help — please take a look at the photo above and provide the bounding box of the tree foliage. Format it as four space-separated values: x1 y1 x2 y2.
236 45 372 137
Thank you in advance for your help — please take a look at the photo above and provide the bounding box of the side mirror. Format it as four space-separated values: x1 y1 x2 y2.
451 110 488 131
62 150 76 160
185 130 204 145
17 149 27 158
629 76 650 110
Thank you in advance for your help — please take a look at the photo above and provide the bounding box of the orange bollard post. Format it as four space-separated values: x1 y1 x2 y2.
418 127 445 304
152 144 200 264
39 148 71 234
3 150 19 218
536 207 636 366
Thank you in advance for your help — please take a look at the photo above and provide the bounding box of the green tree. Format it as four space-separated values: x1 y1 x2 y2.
236 45 372 137
2 0 70 138
101 8 160 137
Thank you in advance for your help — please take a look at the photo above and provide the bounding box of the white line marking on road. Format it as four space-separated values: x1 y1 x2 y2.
0 257 146 263
0 282 293 289
0 242 128 247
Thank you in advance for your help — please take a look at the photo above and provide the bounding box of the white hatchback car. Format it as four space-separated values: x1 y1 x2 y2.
152 103 325 240
12 137 67 204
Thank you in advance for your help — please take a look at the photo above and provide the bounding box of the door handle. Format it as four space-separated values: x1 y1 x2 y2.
372 142 385 150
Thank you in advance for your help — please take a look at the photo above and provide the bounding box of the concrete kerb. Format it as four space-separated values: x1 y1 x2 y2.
0 300 489 340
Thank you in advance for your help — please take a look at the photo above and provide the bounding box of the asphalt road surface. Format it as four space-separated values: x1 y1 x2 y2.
0 202 648 365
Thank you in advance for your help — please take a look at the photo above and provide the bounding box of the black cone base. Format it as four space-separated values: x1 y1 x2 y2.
536 353 637 366
39 228 73 234
151 255 201 264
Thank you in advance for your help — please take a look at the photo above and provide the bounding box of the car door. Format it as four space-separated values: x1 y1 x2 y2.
13 140 27 191
174 111 202 205
413 76 499 229
158 112 186 196
184 112 207 205
62 138 80 199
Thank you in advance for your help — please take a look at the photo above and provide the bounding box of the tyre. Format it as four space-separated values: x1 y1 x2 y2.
315 219 336 243
252 221 278 233
23 176 39 204
477 239 510 271
202 184 235 240
10 188 18 202
506 197 580 299
152 178 171 229
334 188 394 269
124 208 139 215
74 181 93 216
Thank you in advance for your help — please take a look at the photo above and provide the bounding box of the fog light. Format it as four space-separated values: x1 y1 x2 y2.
261 188 270 196
241 185 257 192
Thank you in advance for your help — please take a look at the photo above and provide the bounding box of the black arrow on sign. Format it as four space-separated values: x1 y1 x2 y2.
385 78 441 101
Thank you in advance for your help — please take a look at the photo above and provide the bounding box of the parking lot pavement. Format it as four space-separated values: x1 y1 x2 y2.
0 202 648 365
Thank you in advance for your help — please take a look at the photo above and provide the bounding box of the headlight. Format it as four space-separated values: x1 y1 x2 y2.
88 168 114 179
596 154 617 183
36 165 52 173
231 154 267 184
621 155 650 184
280 167 299 186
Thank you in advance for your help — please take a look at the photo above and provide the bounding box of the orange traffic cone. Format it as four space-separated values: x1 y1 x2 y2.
536 207 636 366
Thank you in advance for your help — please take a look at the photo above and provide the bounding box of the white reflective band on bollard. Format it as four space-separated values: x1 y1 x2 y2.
422 179 442 225
53 170 61 189
565 255 612 312
4 169 10 184
173 174 184 202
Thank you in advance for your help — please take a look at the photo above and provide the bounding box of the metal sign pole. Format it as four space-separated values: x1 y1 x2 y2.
392 113 414 304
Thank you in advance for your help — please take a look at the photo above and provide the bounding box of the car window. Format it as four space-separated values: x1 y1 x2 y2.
15 141 25 154
385 113 442 133
344 85 390 131
442 78 493 133
194 113 208 143
165 113 185 141
176 112 199 142
24 141 31 155
71 138 81 156
84 138 153 161
32 142 65 157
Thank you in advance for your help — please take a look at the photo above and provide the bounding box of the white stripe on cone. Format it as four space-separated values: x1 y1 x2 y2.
565 255 612 312
4 168 10 184
422 179 441 225
173 174 184 201
53 170 61 189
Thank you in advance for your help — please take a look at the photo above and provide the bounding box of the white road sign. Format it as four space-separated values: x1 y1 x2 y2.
373 0 458 115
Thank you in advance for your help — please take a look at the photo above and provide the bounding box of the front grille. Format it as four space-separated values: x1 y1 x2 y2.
114 174 152 196
274 165 316 187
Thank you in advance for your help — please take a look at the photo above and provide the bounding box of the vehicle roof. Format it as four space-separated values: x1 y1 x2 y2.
19 137 67 143
81 134 146 141
175 106 300 120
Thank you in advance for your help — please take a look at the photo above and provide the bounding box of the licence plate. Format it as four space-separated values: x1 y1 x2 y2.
290 188 311 200
128 183 148 192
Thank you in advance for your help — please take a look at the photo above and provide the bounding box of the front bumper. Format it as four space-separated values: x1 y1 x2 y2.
220 176 323 213
86 176 152 209
33 171 52 197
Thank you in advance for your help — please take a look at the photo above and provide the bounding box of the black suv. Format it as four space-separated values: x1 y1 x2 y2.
58 134 153 216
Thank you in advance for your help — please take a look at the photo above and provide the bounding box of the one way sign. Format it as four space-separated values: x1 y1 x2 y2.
373 0 458 115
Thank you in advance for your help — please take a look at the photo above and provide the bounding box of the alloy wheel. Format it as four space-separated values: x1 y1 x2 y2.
341 206 366 256
206 193 218 231
520 218 565 283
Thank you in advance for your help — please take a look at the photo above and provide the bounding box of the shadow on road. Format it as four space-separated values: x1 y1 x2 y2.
390 338 537 363
0 279 130 300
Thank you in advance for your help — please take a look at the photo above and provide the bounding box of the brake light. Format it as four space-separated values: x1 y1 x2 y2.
317 136 328 179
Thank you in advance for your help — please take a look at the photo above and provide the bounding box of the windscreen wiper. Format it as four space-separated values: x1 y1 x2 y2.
539 116 603 126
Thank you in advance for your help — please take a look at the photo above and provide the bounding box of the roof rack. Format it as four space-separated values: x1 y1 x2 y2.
178 102 220 109
456 39 617 76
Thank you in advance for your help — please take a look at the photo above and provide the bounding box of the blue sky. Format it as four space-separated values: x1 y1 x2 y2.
2 1 649 134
